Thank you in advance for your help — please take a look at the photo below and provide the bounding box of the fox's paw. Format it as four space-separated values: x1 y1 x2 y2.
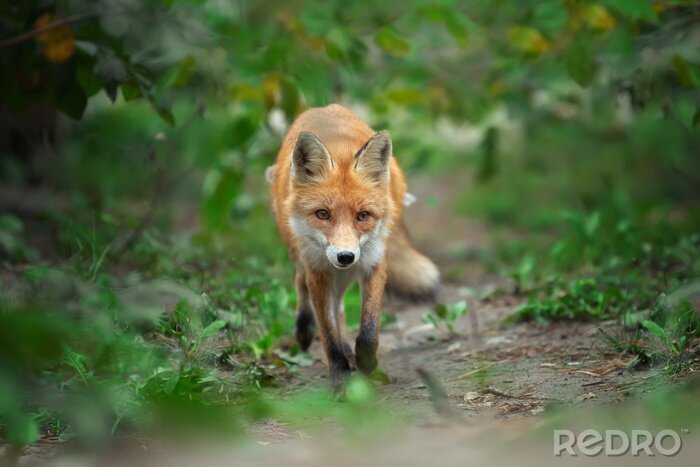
355 339 378 375
295 310 315 351
329 358 352 393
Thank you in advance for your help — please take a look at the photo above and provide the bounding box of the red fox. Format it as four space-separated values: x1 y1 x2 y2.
268 104 439 387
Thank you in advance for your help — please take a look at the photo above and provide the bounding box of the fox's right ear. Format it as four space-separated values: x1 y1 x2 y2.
291 131 333 183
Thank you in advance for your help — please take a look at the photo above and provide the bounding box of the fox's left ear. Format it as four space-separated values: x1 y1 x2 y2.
354 130 392 184
292 131 333 183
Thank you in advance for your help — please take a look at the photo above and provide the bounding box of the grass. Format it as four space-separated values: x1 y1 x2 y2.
456 103 700 375
421 301 468 336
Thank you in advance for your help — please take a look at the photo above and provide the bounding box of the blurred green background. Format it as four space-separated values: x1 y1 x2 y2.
1 0 699 458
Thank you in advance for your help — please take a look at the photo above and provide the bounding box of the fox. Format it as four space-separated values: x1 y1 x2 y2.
268 104 440 388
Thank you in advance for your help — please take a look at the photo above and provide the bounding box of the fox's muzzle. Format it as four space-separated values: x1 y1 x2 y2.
326 244 360 269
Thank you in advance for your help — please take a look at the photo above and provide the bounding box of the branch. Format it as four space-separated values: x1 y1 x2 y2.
0 13 97 50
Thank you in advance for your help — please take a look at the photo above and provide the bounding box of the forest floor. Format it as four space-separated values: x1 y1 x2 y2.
272 174 665 423
231 174 698 466
11 174 699 467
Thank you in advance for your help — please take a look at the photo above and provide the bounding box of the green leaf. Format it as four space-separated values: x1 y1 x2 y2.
477 126 498 181
671 54 700 88
421 313 438 326
584 211 601 238
163 372 179 396
50 60 78 98
202 167 244 230
533 1 569 35
448 301 468 321
374 27 411 56
55 83 87 120
202 320 226 338
156 65 180 95
434 303 448 319
76 60 102 97
121 80 142 101
151 101 175 126
516 254 536 281
95 53 127 102
174 55 196 87
566 39 596 87
641 320 667 340
369 368 392 385
443 13 469 47
693 108 700 127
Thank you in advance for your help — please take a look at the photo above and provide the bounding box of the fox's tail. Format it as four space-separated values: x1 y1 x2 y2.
385 221 441 303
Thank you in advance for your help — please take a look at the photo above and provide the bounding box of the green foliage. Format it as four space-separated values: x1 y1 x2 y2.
0 246 301 448
601 297 699 374
3 0 700 126
2 0 700 454
0 215 37 262
516 234 700 322
422 300 468 335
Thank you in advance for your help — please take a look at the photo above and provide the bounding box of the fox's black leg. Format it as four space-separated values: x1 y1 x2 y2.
305 267 351 389
356 260 387 375
295 268 315 351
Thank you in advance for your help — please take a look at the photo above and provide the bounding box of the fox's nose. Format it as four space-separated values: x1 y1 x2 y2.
337 251 355 265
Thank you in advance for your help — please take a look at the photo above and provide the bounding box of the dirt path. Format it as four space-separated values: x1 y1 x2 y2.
251 173 670 441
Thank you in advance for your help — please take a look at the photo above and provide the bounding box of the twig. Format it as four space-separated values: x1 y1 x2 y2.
581 380 606 388
0 13 96 50
452 357 512 381
483 386 531 399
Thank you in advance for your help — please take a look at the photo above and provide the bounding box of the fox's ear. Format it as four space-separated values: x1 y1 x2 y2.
354 130 392 184
291 131 333 183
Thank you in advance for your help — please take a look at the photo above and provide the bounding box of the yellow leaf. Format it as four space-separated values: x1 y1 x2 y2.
487 80 506 97
507 27 551 54
232 83 264 103
386 88 428 106
586 5 616 31
263 73 281 109
34 13 75 64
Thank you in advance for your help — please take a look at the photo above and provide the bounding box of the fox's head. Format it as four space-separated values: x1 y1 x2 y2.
286 130 394 271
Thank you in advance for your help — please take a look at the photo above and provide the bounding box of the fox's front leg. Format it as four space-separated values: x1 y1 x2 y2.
294 267 315 351
356 259 387 375
305 268 351 387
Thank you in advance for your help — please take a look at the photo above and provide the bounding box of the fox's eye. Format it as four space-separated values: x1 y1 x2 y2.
356 211 370 222
315 209 331 220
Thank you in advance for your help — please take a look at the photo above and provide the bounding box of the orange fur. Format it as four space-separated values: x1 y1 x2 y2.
269 104 439 387
271 104 405 258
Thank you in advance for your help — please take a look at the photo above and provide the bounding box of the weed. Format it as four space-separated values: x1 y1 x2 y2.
422 301 468 335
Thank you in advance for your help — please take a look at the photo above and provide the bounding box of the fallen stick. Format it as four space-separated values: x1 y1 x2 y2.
453 358 512 381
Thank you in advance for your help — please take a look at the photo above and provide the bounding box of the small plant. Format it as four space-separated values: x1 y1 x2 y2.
422 300 468 335
516 276 643 323
642 300 699 374
510 253 536 293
